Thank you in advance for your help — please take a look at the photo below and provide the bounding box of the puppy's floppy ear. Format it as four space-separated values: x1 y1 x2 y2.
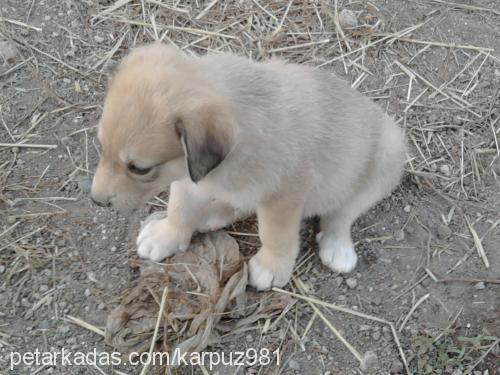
175 97 237 183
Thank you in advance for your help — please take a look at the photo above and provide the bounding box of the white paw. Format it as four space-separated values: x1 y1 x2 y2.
318 233 357 273
136 219 191 262
248 249 294 291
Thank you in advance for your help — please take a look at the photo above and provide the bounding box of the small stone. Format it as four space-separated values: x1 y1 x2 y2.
372 331 381 340
98 303 106 310
94 35 105 43
439 164 451 176
334 276 343 287
288 359 300 371
0 40 18 64
390 359 404 373
437 224 452 239
84 288 91 297
6 216 16 224
395 229 405 241
359 324 371 332
77 176 92 193
338 9 358 28
40 320 49 329
346 278 357 289
246 334 253 342
360 351 378 372
39 285 49 292
0 265 5 273
403 205 411 213
474 282 486 290
21 298 30 308
428 113 438 123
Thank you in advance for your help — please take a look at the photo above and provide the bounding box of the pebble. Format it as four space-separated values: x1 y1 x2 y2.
77 176 93 193
84 288 91 297
338 9 358 28
403 205 411 213
288 359 301 371
6 216 16 224
439 164 451 176
395 229 405 241
39 284 49 292
437 223 452 239
334 276 343 287
372 296 382 305
372 331 381 340
0 40 18 64
474 282 486 290
346 277 357 289
94 35 105 43
360 351 378 372
246 334 253 342
0 265 5 274
390 359 404 373
428 113 438 123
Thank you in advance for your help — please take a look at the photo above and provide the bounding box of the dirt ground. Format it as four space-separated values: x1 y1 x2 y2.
0 0 499 374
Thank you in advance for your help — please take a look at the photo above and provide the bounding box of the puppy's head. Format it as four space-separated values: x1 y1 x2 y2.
91 43 237 211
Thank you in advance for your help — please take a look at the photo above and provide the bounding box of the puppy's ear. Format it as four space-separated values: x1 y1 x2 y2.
175 98 237 183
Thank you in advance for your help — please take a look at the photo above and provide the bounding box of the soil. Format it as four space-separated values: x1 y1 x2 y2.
0 0 499 374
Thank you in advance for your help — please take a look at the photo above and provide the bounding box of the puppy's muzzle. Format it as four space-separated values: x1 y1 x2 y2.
91 196 111 208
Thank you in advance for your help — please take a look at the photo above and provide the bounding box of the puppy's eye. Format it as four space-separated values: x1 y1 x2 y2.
127 163 152 175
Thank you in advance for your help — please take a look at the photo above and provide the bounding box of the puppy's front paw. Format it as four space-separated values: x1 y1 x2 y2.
136 219 191 262
318 233 357 273
248 248 295 291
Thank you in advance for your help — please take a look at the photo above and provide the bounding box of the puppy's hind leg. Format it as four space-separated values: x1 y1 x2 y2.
319 123 405 273
317 210 358 274
318 174 401 273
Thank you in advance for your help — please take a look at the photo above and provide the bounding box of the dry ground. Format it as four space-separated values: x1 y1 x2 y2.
0 0 499 374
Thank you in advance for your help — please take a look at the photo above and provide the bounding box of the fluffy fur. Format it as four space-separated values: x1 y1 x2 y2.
91 43 406 290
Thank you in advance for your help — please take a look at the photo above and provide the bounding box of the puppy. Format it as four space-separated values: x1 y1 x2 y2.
91 43 406 290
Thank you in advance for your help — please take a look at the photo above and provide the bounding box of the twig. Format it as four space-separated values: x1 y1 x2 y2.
0 16 42 31
0 142 57 149
65 315 105 337
430 0 500 16
140 287 168 375
398 293 430 332
465 215 490 268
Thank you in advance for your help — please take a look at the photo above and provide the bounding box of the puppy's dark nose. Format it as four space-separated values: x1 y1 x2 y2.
91 196 111 207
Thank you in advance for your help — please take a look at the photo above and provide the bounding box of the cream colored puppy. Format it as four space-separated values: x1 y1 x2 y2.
91 43 406 290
